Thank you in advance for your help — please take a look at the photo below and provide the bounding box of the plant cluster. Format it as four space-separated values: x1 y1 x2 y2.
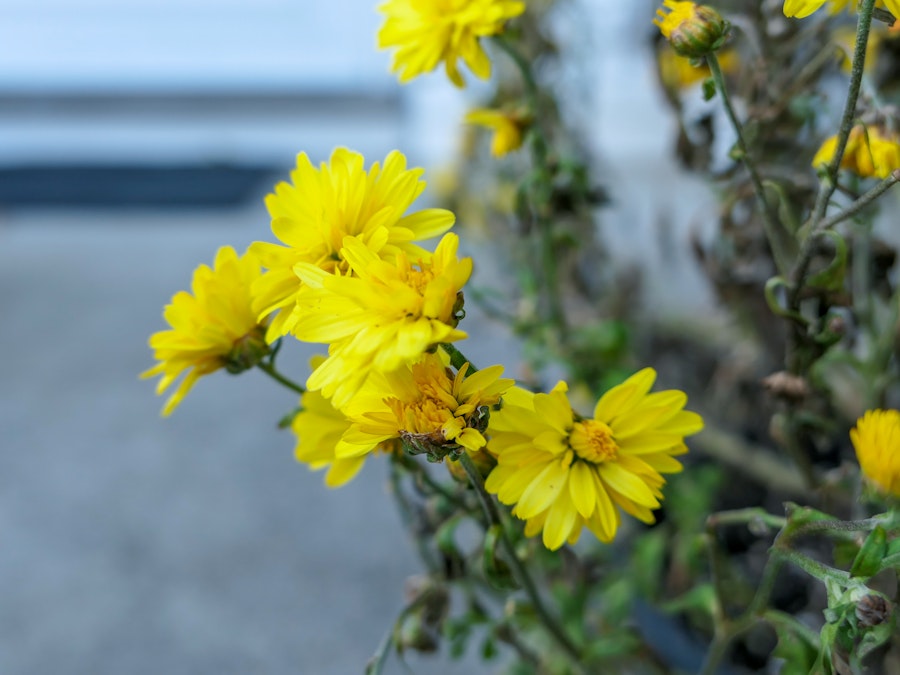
144 1 900 672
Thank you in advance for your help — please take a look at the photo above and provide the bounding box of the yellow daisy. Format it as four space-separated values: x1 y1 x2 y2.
813 125 900 179
292 233 472 407
850 409 900 496
336 352 513 461
377 0 525 88
142 246 268 416
485 369 704 551
464 108 526 157
250 148 455 342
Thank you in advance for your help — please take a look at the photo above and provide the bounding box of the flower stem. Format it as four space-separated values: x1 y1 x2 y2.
493 34 569 344
792 0 877 305
256 362 306 396
457 452 585 672
816 170 900 232
707 52 788 276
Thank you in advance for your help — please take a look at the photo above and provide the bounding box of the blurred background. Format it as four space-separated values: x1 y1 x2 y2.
0 1 715 672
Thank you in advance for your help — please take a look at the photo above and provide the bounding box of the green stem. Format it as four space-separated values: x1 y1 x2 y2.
397 454 473 511
388 459 441 574
773 548 851 585
762 609 821 650
707 508 788 532
816 170 900 232
493 34 569 344
257 362 306 396
457 452 585 672
708 52 788 276
793 0 877 305
698 615 756 675
365 629 394 675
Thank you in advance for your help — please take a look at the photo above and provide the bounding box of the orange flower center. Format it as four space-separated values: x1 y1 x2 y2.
570 420 619 464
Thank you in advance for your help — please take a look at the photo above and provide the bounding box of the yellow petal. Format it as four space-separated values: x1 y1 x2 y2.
515 458 570 519
568 461 597 519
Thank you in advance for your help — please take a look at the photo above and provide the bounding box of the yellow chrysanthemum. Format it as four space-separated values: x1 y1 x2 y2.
142 246 268 416
464 108 526 157
377 0 525 88
485 368 704 551
292 233 472 407
336 352 513 460
784 0 900 18
813 125 900 179
250 148 455 341
851 409 900 496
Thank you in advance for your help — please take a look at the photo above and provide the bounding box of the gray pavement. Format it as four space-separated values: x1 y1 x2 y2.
0 205 516 674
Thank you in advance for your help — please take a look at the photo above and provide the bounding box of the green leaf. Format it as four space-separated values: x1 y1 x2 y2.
660 583 717 617
483 525 519 591
702 77 716 101
807 231 848 292
435 516 464 557
764 277 808 325
772 629 818 675
850 526 887 578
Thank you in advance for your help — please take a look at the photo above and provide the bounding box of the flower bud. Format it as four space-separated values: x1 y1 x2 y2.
654 1 730 59
224 325 269 374
856 594 892 628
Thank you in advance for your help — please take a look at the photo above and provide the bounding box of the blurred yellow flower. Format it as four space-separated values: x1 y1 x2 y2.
251 148 455 341
833 24 882 74
784 0 900 18
657 45 738 91
813 125 900 179
142 246 268 416
292 233 471 407
337 352 513 460
485 369 703 550
377 0 525 87
464 108 526 157
850 409 900 496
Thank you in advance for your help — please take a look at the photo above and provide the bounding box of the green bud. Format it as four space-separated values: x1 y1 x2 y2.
224 325 269 374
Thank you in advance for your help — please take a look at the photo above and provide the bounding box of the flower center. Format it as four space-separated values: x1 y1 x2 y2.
387 396 452 436
570 420 619 464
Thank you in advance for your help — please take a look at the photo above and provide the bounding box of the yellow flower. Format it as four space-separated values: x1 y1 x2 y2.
654 1 729 58
250 148 455 342
833 24 883 74
377 0 525 88
337 352 513 461
291 387 364 488
813 125 900 179
464 108 526 157
142 246 268 416
292 233 472 407
784 0 900 18
485 368 704 550
291 356 402 487
850 409 900 496
657 45 738 91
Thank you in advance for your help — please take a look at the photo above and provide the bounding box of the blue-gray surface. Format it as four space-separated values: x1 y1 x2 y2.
0 206 517 674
